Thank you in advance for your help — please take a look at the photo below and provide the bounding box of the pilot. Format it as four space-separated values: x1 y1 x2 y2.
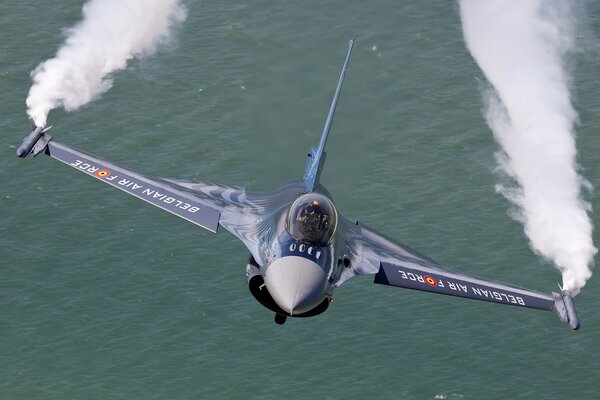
287 195 337 246
297 201 329 240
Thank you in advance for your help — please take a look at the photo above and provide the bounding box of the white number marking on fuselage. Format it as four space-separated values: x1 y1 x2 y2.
289 243 321 260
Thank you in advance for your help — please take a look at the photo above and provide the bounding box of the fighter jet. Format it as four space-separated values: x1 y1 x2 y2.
17 39 580 329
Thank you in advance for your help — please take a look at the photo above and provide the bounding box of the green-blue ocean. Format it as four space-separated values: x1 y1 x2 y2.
2 1 599 399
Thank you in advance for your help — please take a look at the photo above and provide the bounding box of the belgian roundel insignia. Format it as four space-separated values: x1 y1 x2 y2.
425 276 437 287
95 170 110 178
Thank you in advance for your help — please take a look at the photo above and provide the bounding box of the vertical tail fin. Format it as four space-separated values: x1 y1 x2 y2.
303 38 354 192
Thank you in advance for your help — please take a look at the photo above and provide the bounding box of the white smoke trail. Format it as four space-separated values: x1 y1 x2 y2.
26 0 187 127
459 0 596 291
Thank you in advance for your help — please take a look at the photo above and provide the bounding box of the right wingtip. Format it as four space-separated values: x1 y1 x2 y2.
553 290 581 331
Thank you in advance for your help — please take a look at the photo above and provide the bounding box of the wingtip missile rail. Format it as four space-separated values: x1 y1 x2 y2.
553 289 580 330
17 118 52 158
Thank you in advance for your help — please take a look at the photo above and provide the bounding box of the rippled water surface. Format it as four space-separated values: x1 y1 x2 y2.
2 1 600 399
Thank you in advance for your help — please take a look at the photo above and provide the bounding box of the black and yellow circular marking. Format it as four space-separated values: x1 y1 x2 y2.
95 169 110 178
425 276 437 287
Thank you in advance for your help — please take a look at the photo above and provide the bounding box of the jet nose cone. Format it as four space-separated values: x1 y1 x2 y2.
264 256 328 315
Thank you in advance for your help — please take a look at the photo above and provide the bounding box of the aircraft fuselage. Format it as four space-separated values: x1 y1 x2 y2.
246 191 343 322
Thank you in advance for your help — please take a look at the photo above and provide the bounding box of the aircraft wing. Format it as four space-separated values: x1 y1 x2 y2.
338 217 580 329
18 129 301 264
373 261 554 311
337 218 442 283
19 129 263 235
44 140 225 231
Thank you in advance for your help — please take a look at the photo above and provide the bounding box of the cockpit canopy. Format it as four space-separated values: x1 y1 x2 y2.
286 193 338 246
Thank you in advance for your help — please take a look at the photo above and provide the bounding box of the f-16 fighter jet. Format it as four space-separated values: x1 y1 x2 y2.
17 40 580 329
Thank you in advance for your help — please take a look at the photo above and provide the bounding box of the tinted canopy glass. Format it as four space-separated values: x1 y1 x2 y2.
286 193 337 246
